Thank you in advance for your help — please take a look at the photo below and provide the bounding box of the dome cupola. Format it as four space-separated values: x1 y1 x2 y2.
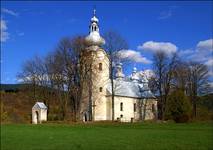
85 9 105 46
115 63 125 80
130 67 140 82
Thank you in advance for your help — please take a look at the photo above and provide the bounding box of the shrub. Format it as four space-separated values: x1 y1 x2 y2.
164 90 191 123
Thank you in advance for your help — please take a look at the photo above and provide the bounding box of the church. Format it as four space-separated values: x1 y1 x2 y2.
80 10 157 122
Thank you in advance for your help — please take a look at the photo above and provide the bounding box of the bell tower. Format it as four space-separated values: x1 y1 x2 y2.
80 9 109 121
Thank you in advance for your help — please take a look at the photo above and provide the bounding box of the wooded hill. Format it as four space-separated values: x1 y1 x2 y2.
1 84 213 123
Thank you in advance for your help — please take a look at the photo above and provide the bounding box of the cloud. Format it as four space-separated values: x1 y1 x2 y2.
2 8 18 17
138 41 178 56
178 39 213 77
196 39 213 51
158 10 172 20
205 58 213 67
178 49 194 57
191 39 213 63
0 19 9 42
117 49 152 64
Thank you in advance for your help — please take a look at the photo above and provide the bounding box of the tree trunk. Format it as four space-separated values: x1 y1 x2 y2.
110 61 115 121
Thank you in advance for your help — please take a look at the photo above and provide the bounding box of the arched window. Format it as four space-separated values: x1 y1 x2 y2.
94 26 97 31
120 102 123 111
134 103 136 112
99 63 102 71
99 87 103 92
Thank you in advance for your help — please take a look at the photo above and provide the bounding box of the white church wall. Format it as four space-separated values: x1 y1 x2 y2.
142 99 158 120
92 49 110 121
114 96 139 122
80 47 110 121
104 96 157 122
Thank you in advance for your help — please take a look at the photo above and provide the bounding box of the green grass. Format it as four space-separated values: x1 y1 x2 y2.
1 122 213 150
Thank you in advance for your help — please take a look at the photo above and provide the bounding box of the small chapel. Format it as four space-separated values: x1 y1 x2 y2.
80 10 157 122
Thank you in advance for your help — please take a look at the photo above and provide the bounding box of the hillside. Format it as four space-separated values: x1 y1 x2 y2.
1 84 213 123
0 84 29 92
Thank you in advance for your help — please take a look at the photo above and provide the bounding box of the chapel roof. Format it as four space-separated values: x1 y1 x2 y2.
33 102 47 109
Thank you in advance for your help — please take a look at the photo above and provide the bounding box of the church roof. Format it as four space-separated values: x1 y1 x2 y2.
106 79 155 99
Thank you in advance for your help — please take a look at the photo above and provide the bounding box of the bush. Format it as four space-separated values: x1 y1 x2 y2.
164 90 191 123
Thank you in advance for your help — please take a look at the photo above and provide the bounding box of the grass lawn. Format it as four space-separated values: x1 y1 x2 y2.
1 122 213 150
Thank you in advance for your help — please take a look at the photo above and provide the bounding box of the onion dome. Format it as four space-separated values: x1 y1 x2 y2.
116 63 125 79
131 67 140 82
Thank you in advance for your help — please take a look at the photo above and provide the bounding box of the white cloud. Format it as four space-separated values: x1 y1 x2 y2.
2 8 18 17
138 41 178 56
0 19 9 42
178 49 194 57
205 58 213 67
177 39 213 78
117 49 152 64
196 39 213 51
188 39 213 64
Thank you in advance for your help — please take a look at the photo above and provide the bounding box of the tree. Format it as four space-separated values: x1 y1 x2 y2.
164 90 191 123
103 30 128 121
47 36 88 121
186 62 209 118
172 61 189 91
152 51 178 120
18 36 89 121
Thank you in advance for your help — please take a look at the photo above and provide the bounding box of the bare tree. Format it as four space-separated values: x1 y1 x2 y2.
186 62 209 118
172 61 189 91
18 36 89 121
50 36 89 121
103 30 128 121
17 56 48 101
152 51 178 120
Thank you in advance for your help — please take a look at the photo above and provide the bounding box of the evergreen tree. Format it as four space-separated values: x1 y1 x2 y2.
165 90 191 123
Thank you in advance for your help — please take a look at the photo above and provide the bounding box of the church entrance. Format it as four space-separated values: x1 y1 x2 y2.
83 112 89 122
35 111 39 123
32 111 39 124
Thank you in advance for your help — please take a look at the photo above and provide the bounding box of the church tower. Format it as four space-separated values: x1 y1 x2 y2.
80 9 109 121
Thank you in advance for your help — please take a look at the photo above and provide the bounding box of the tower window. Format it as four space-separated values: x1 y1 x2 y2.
99 63 102 71
134 103 136 112
152 104 155 113
99 87 103 92
120 102 123 111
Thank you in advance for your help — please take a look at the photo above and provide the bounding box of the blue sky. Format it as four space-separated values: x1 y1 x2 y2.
1 1 213 84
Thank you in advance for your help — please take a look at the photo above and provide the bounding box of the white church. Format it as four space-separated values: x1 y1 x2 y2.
80 10 158 122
